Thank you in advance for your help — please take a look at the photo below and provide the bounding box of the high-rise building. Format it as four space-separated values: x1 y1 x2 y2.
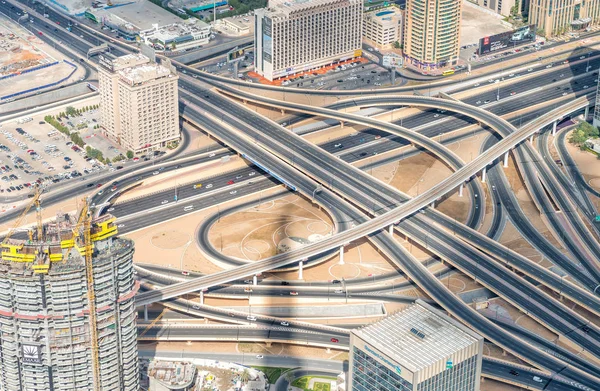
363 6 403 48
0 210 139 390
348 300 483 391
528 0 599 36
99 53 180 155
402 0 462 71
254 0 363 81
594 68 600 128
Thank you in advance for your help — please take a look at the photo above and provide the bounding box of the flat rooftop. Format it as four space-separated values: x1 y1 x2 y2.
100 0 182 30
118 62 173 85
352 301 481 373
266 0 360 16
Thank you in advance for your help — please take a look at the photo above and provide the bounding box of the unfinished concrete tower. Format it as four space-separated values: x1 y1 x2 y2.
0 208 139 391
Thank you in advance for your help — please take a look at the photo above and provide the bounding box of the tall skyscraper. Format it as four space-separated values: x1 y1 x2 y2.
529 0 599 37
348 300 483 391
254 0 363 81
402 0 462 71
0 211 139 390
99 53 180 155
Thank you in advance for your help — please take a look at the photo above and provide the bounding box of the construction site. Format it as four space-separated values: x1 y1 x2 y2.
0 189 140 391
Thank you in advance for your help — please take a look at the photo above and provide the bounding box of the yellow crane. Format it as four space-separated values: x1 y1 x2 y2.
2 186 41 245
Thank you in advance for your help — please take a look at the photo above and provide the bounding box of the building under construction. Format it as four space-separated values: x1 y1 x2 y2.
0 193 139 391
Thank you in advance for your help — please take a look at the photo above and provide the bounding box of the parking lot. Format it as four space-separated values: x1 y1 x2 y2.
0 101 132 197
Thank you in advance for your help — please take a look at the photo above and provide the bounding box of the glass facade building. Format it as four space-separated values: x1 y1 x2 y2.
594 68 600 128
348 301 483 391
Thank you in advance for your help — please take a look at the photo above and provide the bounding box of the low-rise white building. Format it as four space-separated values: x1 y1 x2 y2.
585 138 600 153
363 6 403 48
139 20 211 51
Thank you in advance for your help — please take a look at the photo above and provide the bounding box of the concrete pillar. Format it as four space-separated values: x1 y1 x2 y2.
552 120 557 136
143 305 148 322
529 134 534 144
459 183 464 197
340 121 344 128
503 151 509 168
200 290 204 305
481 166 487 183
281 109 285 115
584 106 589 120
339 245 345 265
253 275 258 286
430 202 435 209
298 260 304 280
266 342 272 347
389 225 394 235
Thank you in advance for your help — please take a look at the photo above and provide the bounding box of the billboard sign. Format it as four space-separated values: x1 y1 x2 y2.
262 17 272 63
478 24 536 55
21 344 42 364
227 47 246 63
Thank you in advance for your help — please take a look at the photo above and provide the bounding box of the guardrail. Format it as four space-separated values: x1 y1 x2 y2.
1 60 78 100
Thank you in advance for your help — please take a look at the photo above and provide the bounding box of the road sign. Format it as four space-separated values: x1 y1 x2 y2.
227 47 245 63
596 215 600 222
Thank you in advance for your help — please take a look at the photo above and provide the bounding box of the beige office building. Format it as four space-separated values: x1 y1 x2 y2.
471 0 516 16
403 0 462 71
99 53 180 154
254 0 363 81
529 0 599 37
363 6 403 48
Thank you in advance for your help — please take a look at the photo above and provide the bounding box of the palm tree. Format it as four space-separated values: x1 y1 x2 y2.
240 369 251 384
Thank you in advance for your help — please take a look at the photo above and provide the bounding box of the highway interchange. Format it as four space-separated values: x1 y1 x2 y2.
1 0 600 389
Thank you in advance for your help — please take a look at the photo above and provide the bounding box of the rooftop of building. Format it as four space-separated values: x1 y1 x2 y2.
263 0 360 17
90 0 183 31
138 19 210 41
0 211 125 276
352 300 482 372
364 5 402 21
117 61 175 85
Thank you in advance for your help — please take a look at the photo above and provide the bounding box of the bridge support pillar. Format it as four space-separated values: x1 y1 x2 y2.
430 202 435 209
200 290 204 305
459 183 464 197
552 120 557 136
340 121 344 128
503 152 509 168
243 99 247 105
389 225 394 236
339 246 345 265
326 348 331 353
529 134 534 144
584 106 589 119
143 305 148 322
298 260 304 280
253 275 258 286
266 342 272 347
481 166 487 183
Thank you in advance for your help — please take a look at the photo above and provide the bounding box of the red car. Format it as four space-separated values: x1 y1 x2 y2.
331 338 339 343
227 180 234 185
96 183 103 188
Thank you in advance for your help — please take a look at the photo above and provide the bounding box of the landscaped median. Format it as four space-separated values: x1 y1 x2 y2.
292 375 337 391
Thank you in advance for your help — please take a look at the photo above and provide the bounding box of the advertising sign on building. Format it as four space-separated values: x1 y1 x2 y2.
262 17 272 63
382 53 403 68
227 47 246 63
21 344 42 364
478 24 536 55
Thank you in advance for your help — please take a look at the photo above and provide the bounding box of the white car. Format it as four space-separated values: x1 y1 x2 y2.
206 184 213 189
248 171 256 176
334 289 344 294
192 305 200 310
532 376 543 383
281 321 289 326
152 171 159 175
209 153 216 157
247 315 257 321
161 200 168 205
255 355 263 359
230 190 237 195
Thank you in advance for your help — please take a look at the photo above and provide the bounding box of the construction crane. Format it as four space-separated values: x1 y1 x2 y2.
2 186 41 244
66 197 101 390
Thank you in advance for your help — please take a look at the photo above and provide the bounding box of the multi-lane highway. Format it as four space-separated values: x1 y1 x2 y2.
3 2 600 388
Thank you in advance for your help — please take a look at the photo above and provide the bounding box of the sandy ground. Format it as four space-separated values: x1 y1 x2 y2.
460 1 510 47
0 14 86 91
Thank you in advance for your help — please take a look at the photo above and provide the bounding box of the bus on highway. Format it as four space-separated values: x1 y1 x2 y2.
442 69 455 76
